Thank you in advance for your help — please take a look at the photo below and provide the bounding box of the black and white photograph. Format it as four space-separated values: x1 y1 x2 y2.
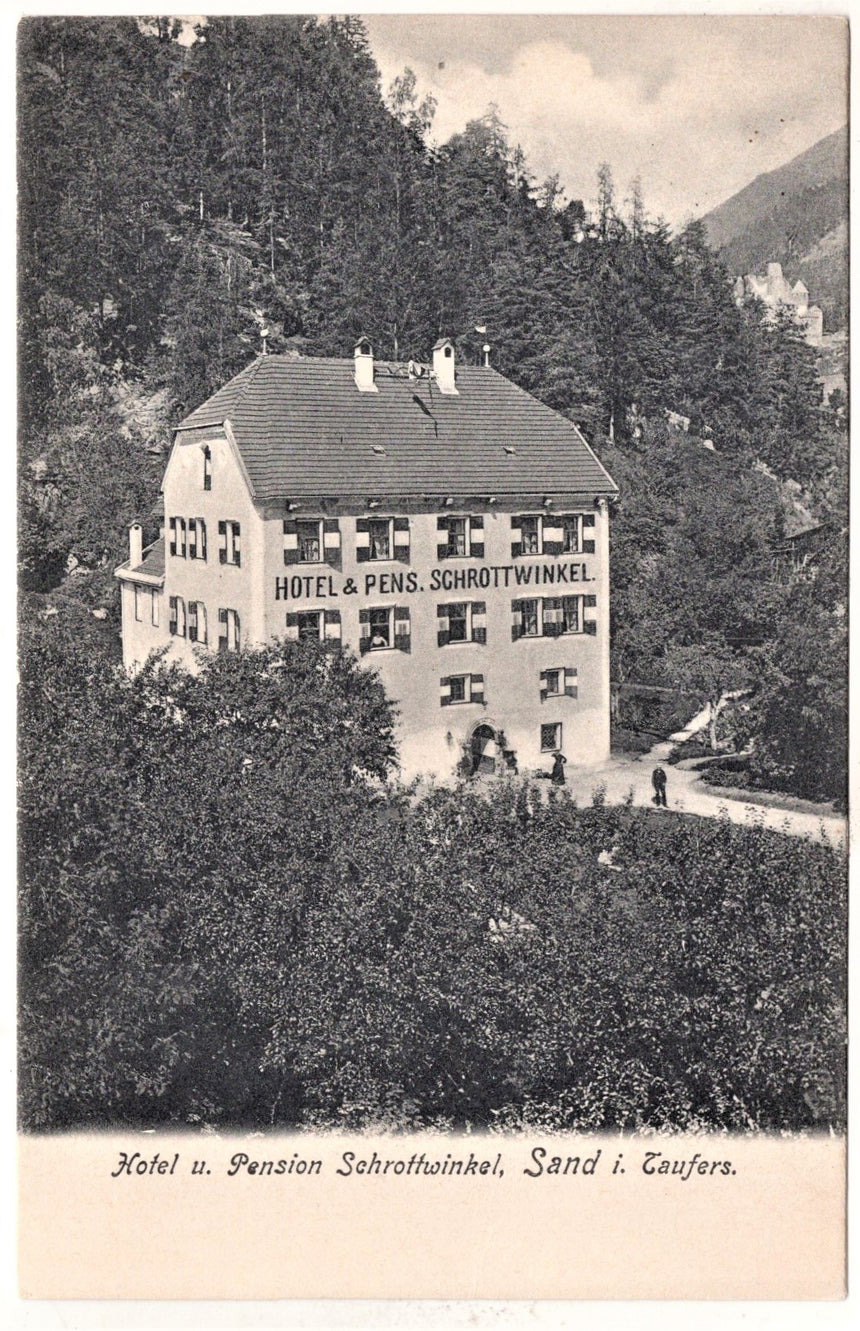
14 5 849 1303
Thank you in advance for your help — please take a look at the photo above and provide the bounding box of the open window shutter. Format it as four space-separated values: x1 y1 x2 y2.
470 673 485 704
583 593 597 635
179 519 186 559
188 601 198 642
358 607 371 655
436 514 449 562
511 515 523 559
542 522 564 557
394 605 411 652
437 604 450 647
169 518 177 557
469 514 484 559
564 667 578 698
324 608 342 641
177 597 186 638
511 600 523 641
543 597 562 637
198 603 207 645
233 524 241 568
393 516 410 564
285 611 299 641
439 676 451 706
584 594 597 607
283 518 300 565
187 520 197 561
355 517 370 563
218 520 227 564
169 595 178 635
218 607 228 652
472 601 487 644
539 669 548 702
582 512 596 554
323 519 342 571
584 620 597 635
200 519 207 562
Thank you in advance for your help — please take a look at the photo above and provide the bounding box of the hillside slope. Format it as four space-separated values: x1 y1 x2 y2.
701 127 848 329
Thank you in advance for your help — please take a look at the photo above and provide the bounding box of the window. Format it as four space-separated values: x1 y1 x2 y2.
168 595 186 638
359 605 411 654
297 610 323 641
437 514 484 560
151 591 160 628
368 518 391 561
560 596 580 634
202 445 212 491
440 672 485 706
437 601 487 646
297 520 322 563
219 520 241 567
169 517 187 559
541 722 562 752
542 596 581 636
521 598 539 637
218 607 241 652
514 596 594 640
520 515 540 554
188 601 207 644
540 667 577 701
134 584 143 622
188 518 207 561
368 606 391 648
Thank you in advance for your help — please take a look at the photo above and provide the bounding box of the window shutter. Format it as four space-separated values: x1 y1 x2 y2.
584 594 597 607
394 605 411 652
511 600 523 641
539 669 548 702
218 520 227 564
436 516 449 562
323 518 342 571
324 608 342 641
233 524 241 568
285 611 299 641
234 611 241 646
178 518 186 559
437 604 450 647
439 676 451 706
283 518 300 566
564 667 578 698
469 514 485 559
199 519 207 561
198 602 207 646
584 620 597 636
188 601 198 642
177 597 186 638
358 606 371 654
169 595 178 635
470 673 485 704
393 516 410 564
543 597 562 637
582 512 596 555
542 522 564 557
169 518 177 558
187 520 196 561
355 517 370 562
218 606 228 652
511 515 523 559
472 601 487 644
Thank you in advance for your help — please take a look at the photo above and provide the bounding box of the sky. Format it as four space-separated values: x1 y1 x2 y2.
362 12 848 226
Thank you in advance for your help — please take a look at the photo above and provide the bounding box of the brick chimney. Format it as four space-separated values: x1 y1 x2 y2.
432 338 458 395
354 335 377 393
129 522 143 567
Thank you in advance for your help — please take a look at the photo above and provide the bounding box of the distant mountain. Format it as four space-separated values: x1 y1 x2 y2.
701 127 848 330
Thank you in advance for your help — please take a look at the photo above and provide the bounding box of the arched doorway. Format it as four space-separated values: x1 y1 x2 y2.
470 723 499 776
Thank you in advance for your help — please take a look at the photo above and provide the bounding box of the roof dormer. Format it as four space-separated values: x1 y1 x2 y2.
432 337 458 395
354 335 377 393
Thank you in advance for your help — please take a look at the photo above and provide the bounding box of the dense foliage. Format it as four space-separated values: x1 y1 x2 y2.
19 633 846 1132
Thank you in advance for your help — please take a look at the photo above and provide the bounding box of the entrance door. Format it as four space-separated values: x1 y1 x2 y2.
470 724 497 776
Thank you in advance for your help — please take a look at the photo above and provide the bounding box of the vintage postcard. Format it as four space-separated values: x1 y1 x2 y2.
14 5 849 1309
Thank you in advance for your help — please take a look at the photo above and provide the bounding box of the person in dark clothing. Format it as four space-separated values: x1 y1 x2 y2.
652 766 668 807
551 751 567 786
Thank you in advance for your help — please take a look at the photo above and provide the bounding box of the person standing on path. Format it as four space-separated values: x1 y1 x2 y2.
652 766 668 807
551 750 567 786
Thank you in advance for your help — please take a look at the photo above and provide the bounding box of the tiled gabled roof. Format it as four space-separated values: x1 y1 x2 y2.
115 538 165 584
175 355 617 502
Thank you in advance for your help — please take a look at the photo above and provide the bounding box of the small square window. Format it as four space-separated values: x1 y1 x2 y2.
297 520 322 563
544 669 561 696
449 675 467 703
368 519 391 561
369 607 391 648
541 722 561 752
297 610 322 641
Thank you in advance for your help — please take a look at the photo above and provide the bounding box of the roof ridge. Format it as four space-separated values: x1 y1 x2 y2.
227 355 267 418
